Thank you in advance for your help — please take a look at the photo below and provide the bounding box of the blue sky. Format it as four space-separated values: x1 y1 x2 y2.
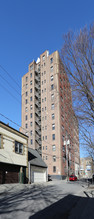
0 0 94 157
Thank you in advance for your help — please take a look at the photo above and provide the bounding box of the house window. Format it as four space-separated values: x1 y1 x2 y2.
44 79 46 83
52 113 55 120
53 155 56 162
51 84 54 90
52 134 55 140
50 66 53 72
30 113 32 118
30 105 32 110
52 123 55 130
30 130 32 136
30 80 32 85
45 136 47 140
15 141 23 154
52 145 56 151
30 96 32 101
45 125 47 130
53 166 56 173
30 88 32 93
30 122 32 126
51 75 54 81
46 146 47 150
51 103 54 110
50 57 53 64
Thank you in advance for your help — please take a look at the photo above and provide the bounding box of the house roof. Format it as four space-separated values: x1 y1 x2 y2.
0 121 28 139
28 148 47 168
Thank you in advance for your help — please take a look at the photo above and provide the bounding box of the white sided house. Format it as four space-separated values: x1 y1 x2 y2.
0 121 28 184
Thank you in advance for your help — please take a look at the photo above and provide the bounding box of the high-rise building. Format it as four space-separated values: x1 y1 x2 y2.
20 50 80 179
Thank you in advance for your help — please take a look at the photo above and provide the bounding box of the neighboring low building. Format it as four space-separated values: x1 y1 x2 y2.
0 121 28 184
80 157 93 178
28 148 47 183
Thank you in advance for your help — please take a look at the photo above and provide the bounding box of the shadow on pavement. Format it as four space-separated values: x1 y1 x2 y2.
29 194 94 219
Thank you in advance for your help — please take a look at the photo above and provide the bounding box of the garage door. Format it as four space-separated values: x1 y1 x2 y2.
0 163 20 184
34 171 46 183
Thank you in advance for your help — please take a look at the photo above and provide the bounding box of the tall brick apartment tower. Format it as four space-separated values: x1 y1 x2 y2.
21 50 80 179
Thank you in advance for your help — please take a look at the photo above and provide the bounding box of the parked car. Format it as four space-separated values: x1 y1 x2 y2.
69 175 77 181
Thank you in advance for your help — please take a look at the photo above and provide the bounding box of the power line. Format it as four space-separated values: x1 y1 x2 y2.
0 65 21 90
0 72 21 96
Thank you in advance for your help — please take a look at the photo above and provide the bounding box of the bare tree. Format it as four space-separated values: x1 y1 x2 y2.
61 23 94 154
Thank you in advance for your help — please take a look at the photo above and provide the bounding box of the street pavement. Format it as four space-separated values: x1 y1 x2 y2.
0 180 94 219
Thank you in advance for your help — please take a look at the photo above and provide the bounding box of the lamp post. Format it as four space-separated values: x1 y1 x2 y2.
64 139 70 181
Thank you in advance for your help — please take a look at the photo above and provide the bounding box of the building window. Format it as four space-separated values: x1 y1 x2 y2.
45 97 46 101
42 81 43 85
42 99 44 102
26 91 28 96
51 103 54 110
52 134 55 140
42 108 44 112
30 105 32 110
30 73 32 78
30 122 32 126
43 136 44 140
52 123 55 130
30 113 32 118
50 57 53 64
45 125 47 130
44 62 46 66
52 145 56 151
53 155 56 162
44 79 46 83
26 76 28 82
52 113 55 120
26 84 28 89
30 88 32 93
30 80 32 85
44 88 46 92
30 96 32 101
25 107 28 112
46 146 47 150
25 123 28 129
30 130 32 136
15 141 23 154
31 139 33 145
45 136 47 140
45 106 46 110
51 94 54 100
30 64 33 70
44 71 46 75
25 99 28 104
63 145 65 152
51 75 54 81
51 84 54 90
45 116 47 120
53 166 56 173
25 115 28 120
50 66 53 72
42 55 45 61
0 135 1 149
